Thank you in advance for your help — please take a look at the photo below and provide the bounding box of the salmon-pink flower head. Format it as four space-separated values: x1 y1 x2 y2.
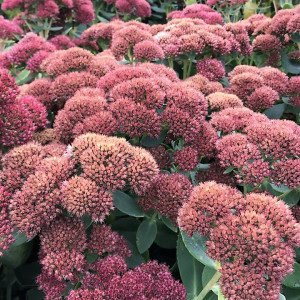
191 122 219 158
36 0 59 18
21 78 53 109
61 176 114 222
167 4 223 25
68 288 104 300
245 120 300 159
110 98 162 138
88 224 131 258
0 15 22 39
259 66 288 94
36 270 67 300
210 107 268 134
97 66 154 93
127 147 159 195
9 156 75 238
228 64 261 79
148 146 172 170
197 161 236 187
174 146 198 172
6 33 55 66
272 158 300 191
49 35 75 50
138 173 192 224
33 128 57 145
287 13 300 33
26 50 52 73
0 186 15 255
88 55 120 77
178 181 244 237
109 77 169 109
245 193 300 247
111 25 154 58
133 40 164 61
184 74 224 96
106 260 186 299
207 92 243 111
252 34 281 53
17 95 48 129
72 111 118 139
246 86 279 111
39 216 87 255
196 58 225 81
0 103 36 146
138 62 179 82
0 68 19 105
41 47 95 76
43 142 67 157
268 9 295 35
50 71 98 107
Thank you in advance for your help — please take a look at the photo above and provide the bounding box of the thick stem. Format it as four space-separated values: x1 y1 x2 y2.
278 190 291 200
195 270 221 300
183 60 188 79
243 184 247 197
168 58 174 69
187 59 193 78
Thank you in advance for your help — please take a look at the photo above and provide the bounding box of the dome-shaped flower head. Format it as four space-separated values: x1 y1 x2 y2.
259 66 288 94
67 288 104 300
0 68 19 105
73 0 95 24
286 12 300 33
41 47 95 76
88 55 120 77
252 34 281 52
111 25 154 58
110 98 162 138
245 120 300 159
216 133 262 169
0 16 22 40
50 71 98 108
178 181 244 237
127 147 159 195
21 78 53 109
133 40 164 61
61 176 114 222
207 92 243 111
33 128 57 145
0 186 14 255
271 158 300 190
49 35 76 50
245 193 300 247
88 224 131 258
26 50 52 73
139 173 192 224
174 146 198 172
148 146 172 170
228 65 261 79
210 107 268 134
36 0 59 18
36 270 67 300
246 86 279 111
267 9 295 35
196 58 225 81
9 156 75 238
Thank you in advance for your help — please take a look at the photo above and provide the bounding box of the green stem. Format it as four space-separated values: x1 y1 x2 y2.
243 184 247 197
183 60 188 79
278 190 291 200
187 59 193 78
168 58 174 69
195 270 221 300
151 212 158 221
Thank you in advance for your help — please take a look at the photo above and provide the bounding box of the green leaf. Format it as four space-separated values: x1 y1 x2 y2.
281 50 300 74
282 190 300 207
279 294 286 300
223 165 235 174
15 261 41 287
283 262 300 289
136 219 157 253
270 184 291 193
140 128 168 147
177 235 204 297
155 222 177 249
125 240 145 269
202 266 217 288
292 33 300 43
263 104 286 119
181 231 217 270
15 69 31 85
86 253 98 264
12 230 28 246
197 163 211 171
161 215 177 232
82 215 93 229
282 286 300 300
113 190 144 217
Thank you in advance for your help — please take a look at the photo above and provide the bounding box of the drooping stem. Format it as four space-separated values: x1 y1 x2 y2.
195 269 221 300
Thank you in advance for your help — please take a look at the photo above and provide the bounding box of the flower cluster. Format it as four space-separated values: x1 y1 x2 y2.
179 182 300 299
105 0 151 18
0 69 48 146
0 16 22 41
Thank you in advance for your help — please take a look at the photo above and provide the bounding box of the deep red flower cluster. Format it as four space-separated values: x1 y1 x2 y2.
179 182 299 299
0 68 48 146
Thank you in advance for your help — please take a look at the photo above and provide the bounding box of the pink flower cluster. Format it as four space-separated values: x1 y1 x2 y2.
0 68 48 146
167 4 223 25
227 65 286 111
1 0 94 25
0 15 22 40
105 0 151 18
179 182 300 299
